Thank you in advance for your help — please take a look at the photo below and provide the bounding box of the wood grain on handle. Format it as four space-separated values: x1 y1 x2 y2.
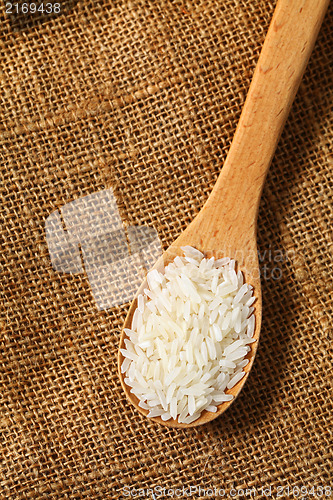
199 0 330 246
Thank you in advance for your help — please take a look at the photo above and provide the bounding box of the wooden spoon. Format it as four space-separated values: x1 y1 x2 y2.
118 0 329 427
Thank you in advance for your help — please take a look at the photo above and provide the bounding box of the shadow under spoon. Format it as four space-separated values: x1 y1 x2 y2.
118 0 330 428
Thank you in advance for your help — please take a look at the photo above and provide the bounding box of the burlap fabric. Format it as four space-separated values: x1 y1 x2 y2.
1 1 332 498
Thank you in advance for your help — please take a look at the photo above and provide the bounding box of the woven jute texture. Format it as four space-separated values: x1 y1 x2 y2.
1 1 332 498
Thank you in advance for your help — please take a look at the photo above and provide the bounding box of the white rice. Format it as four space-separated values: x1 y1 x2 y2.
120 246 256 424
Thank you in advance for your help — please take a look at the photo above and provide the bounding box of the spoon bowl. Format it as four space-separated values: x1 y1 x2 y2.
119 239 261 428
118 0 329 427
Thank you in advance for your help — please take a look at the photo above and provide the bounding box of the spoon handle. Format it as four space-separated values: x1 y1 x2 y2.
205 0 329 233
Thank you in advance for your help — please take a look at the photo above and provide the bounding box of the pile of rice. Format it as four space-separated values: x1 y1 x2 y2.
120 246 256 424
